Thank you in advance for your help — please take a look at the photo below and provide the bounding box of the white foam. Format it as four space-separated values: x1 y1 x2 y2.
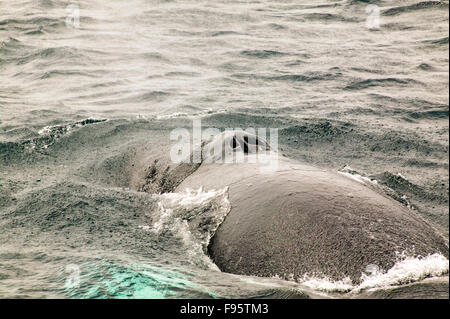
149 187 231 270
159 186 224 208
357 253 449 290
300 276 354 292
397 172 407 179
155 108 226 120
156 112 188 120
338 165 377 185
297 253 449 293
37 118 103 136
38 126 52 135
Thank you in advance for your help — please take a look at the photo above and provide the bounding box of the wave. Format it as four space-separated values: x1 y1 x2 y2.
270 72 341 82
37 118 107 135
0 37 31 60
367 94 448 109
418 63 435 71
345 78 422 90
278 118 447 165
338 166 449 231
301 13 358 23
407 108 449 120
209 30 243 37
239 50 288 59
8 46 87 66
422 37 449 47
0 37 22 50
281 120 352 139
0 118 107 162
231 71 341 83
382 23 416 31
383 1 449 16
39 69 105 80
0 16 63 28
374 171 448 204
350 67 383 74
265 23 287 30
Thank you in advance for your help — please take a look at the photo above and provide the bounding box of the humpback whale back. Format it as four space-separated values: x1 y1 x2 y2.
176 149 448 284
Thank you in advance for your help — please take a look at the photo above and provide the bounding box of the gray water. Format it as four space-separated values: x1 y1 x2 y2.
0 0 448 298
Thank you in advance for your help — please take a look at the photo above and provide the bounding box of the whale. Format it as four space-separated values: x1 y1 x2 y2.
130 130 448 284
172 131 449 284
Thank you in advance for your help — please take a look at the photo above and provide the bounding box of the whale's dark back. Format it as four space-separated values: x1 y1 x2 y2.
208 169 448 284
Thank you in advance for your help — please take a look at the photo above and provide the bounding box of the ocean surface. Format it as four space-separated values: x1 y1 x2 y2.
0 0 449 298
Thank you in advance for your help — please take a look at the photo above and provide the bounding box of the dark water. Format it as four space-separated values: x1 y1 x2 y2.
0 0 448 298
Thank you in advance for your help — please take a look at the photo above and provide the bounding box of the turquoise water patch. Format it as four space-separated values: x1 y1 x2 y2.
64 262 211 299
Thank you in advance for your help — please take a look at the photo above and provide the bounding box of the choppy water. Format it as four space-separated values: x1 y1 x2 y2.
0 0 449 298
